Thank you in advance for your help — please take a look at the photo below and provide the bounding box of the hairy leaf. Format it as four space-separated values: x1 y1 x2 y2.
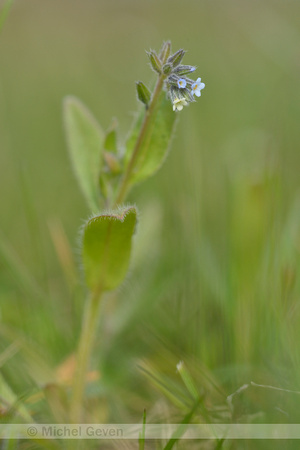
124 90 177 185
104 118 118 154
82 207 137 291
63 96 104 212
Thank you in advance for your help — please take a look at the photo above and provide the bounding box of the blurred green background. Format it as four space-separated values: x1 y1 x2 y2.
1 0 300 445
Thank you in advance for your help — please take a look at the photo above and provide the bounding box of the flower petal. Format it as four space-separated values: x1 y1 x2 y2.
177 78 187 89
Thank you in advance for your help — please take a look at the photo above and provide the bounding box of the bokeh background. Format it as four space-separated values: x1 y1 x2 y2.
1 0 300 447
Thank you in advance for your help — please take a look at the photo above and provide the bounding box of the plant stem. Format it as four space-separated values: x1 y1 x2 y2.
69 288 102 424
114 74 166 206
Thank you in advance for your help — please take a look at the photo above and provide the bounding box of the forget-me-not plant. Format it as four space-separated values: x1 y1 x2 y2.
63 41 206 425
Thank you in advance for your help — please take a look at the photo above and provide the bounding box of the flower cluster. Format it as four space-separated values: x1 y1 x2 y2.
168 76 205 111
163 49 205 112
137 43 205 112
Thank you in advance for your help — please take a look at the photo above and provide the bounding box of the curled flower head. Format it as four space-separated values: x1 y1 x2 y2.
191 78 205 97
147 44 206 111
177 78 186 89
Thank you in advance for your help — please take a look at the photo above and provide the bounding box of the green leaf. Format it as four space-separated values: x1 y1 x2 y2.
63 96 104 212
104 118 118 154
124 90 177 185
82 207 137 291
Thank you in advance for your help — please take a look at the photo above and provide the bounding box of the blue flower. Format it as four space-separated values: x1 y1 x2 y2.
191 78 205 97
177 78 187 89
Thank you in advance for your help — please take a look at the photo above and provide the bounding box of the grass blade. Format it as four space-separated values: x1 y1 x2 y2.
139 408 146 450
163 397 202 450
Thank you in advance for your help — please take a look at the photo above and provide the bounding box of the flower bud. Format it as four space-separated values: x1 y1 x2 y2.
159 41 171 63
167 49 185 68
166 74 181 87
182 89 194 102
173 65 196 76
136 81 151 107
146 50 161 74
162 63 172 75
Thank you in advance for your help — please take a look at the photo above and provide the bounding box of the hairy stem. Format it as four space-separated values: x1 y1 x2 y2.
69 288 102 425
114 74 166 206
